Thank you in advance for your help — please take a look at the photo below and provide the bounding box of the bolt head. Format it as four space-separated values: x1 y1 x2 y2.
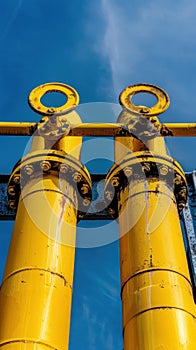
40 161 51 172
142 163 151 172
179 188 187 199
124 167 133 177
24 165 34 175
60 164 68 174
159 165 168 176
73 172 82 183
13 175 20 184
111 177 119 187
80 184 89 195
174 174 182 185
178 202 186 211
83 198 91 207
9 200 16 210
8 186 16 196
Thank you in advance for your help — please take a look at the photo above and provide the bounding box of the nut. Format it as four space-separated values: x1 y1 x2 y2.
178 202 186 211
9 200 16 210
13 175 20 184
179 187 187 199
124 167 133 177
111 177 119 187
142 163 151 172
73 172 82 183
40 161 51 172
24 164 34 175
60 164 68 174
174 174 182 185
159 165 168 176
8 186 16 196
83 198 91 207
80 184 89 195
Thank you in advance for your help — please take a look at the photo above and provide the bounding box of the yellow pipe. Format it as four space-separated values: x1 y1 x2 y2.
0 111 85 348
0 122 196 136
0 122 36 135
30 135 45 152
44 110 82 159
119 175 196 349
161 123 196 137
113 88 196 349
0 175 77 349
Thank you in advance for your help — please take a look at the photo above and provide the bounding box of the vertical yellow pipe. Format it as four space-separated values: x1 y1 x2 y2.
0 174 77 350
119 172 196 349
47 110 82 159
113 88 196 349
30 135 45 152
0 84 89 349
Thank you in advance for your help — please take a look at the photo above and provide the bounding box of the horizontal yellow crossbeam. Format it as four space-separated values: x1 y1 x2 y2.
161 123 196 136
0 122 196 136
0 122 36 135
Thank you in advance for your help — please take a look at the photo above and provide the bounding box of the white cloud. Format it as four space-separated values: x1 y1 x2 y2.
99 0 196 105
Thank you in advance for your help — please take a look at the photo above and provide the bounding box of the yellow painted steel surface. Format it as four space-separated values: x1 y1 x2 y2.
30 135 45 151
0 83 83 349
0 176 77 349
114 84 196 349
124 309 196 350
43 110 82 159
119 83 170 116
28 82 79 116
0 81 196 350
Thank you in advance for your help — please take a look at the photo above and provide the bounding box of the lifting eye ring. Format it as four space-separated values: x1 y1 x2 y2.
119 83 170 116
28 82 79 116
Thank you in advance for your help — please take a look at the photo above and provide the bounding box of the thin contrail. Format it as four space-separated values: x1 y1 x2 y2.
0 0 23 42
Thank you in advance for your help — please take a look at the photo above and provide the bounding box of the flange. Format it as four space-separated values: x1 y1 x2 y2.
28 82 79 116
105 151 187 218
8 149 92 221
119 83 170 116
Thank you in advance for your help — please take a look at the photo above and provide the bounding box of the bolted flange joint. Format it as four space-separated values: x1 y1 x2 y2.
119 109 162 141
105 151 188 218
37 115 71 140
7 149 92 221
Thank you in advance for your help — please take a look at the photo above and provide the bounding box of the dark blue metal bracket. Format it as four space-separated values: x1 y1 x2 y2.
0 174 111 221
180 172 196 298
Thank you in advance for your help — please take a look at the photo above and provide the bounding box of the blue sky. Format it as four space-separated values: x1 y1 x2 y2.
0 1 196 349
